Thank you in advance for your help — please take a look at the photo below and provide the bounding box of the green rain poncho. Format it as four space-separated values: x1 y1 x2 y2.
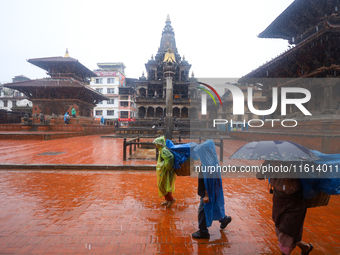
153 136 176 197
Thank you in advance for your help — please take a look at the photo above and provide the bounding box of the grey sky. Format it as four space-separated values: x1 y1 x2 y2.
0 0 294 83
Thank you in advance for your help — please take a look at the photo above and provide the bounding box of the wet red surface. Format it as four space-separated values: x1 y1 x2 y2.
0 135 340 254
0 135 260 167
0 171 339 254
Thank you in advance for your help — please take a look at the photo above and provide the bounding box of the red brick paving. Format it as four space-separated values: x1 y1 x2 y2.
0 171 339 254
0 135 339 254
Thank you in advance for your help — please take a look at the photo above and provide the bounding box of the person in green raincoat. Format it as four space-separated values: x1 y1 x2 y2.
153 136 176 208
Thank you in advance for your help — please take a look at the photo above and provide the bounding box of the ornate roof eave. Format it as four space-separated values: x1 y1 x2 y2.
27 57 97 78
258 0 338 41
4 79 108 101
240 25 340 82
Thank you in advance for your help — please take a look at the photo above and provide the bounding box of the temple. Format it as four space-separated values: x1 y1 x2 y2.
4 50 108 118
240 0 340 118
135 15 195 119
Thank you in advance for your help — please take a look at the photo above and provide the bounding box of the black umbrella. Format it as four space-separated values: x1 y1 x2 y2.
229 140 320 161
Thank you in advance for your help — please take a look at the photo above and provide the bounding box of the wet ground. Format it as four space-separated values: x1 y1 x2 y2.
0 135 260 167
0 135 339 254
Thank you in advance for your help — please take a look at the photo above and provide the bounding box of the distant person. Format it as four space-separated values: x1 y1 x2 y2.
100 116 105 125
64 112 70 125
71 107 76 118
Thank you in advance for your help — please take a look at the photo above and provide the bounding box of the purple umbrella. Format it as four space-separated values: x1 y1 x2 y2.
229 140 320 161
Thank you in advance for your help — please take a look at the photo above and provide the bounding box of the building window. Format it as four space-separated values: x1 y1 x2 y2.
15 92 21 97
95 78 103 84
4 100 8 107
107 99 114 104
107 88 115 93
96 88 103 93
107 110 114 116
120 96 129 100
95 110 103 115
12 101 16 107
98 101 103 104
107 78 115 83
120 111 129 118
120 102 129 107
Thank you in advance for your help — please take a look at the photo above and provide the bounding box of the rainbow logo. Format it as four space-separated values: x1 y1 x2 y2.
197 82 223 106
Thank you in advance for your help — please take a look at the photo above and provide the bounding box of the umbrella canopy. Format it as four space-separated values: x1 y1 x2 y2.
229 140 321 161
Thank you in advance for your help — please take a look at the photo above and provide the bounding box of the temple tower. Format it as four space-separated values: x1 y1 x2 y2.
135 15 192 121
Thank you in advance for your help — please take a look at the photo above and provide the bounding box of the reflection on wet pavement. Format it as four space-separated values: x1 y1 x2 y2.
0 170 339 254
0 135 261 167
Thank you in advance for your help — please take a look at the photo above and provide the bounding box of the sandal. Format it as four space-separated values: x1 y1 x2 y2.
167 198 176 208
302 243 313 255
161 201 169 206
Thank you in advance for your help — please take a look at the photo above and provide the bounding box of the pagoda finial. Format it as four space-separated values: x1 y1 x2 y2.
166 14 170 22
151 54 154 60
191 71 195 77
64 48 69 58
183 55 185 60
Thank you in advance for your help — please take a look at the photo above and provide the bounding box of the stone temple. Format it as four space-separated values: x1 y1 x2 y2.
135 15 198 121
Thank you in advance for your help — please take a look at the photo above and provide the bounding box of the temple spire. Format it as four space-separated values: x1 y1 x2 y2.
64 48 69 58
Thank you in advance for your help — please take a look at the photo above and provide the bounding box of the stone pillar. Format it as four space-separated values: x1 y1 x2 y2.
324 85 332 110
164 64 175 140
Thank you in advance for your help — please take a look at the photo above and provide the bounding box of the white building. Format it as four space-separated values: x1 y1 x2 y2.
1 75 33 112
89 63 126 121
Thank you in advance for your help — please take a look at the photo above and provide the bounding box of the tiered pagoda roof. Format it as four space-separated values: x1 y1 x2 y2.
259 0 339 43
240 0 340 84
27 56 97 81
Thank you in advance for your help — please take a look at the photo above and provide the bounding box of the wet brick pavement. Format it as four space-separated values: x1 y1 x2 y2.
0 135 339 254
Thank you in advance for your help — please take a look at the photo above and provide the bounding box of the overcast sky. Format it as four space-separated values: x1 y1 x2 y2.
0 0 294 84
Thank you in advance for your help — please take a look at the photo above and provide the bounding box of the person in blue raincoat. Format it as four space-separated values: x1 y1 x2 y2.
64 112 70 125
191 139 232 239
100 116 105 125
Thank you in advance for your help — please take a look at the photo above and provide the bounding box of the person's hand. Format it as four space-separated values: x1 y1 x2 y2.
203 196 209 203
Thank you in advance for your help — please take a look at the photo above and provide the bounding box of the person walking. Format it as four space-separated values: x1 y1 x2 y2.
257 161 313 255
153 136 177 208
191 139 232 239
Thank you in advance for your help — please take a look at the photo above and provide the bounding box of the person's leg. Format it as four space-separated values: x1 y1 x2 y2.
161 192 173 206
297 241 313 254
164 192 173 201
165 192 176 207
198 198 208 233
192 198 210 239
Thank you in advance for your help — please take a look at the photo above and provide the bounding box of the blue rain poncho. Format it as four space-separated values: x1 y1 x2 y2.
166 139 196 169
300 150 340 199
193 139 226 228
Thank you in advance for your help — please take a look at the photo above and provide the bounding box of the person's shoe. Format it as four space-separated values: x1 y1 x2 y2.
220 216 232 230
160 201 169 206
167 198 176 208
302 243 313 255
192 230 210 239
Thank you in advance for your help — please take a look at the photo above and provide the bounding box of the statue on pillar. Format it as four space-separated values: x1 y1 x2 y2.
163 47 176 64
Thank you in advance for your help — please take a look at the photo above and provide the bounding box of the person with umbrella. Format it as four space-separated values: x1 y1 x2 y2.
258 161 313 255
230 141 318 255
